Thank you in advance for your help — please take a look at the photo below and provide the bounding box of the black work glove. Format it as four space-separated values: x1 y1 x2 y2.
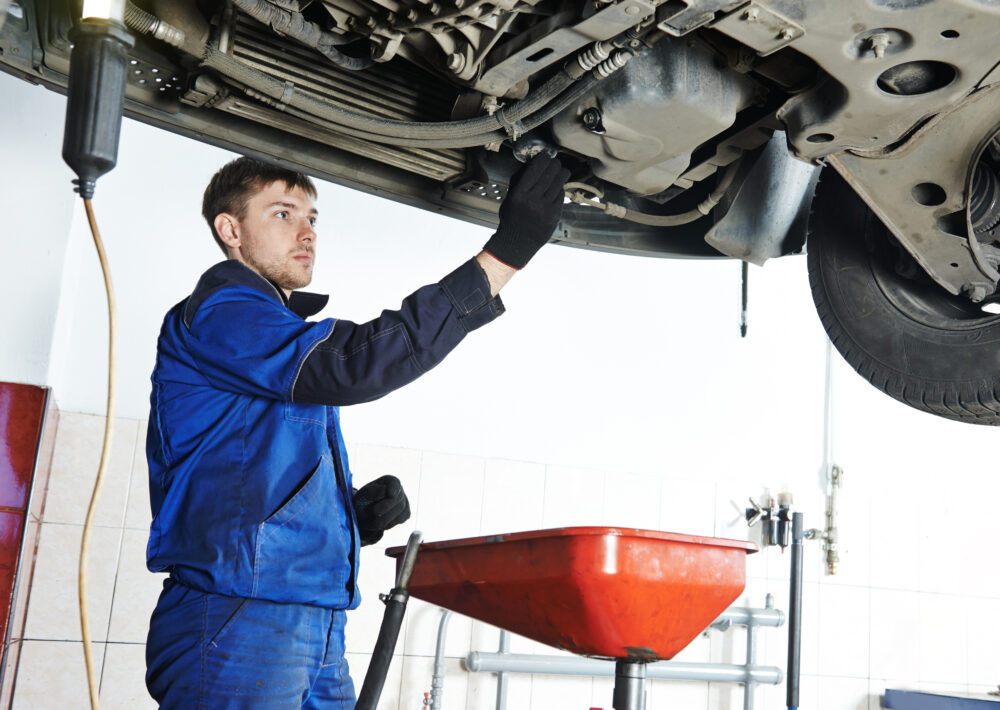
483 153 571 269
352 475 411 546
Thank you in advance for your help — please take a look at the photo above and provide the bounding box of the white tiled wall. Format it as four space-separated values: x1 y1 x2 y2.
12 412 1000 710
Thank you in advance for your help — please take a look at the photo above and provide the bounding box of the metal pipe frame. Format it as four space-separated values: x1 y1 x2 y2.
465 652 783 685
451 603 784 710
428 610 452 710
787 513 805 710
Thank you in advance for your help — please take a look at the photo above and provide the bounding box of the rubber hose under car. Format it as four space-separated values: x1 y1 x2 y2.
123 2 156 34
274 70 605 148
201 46 584 141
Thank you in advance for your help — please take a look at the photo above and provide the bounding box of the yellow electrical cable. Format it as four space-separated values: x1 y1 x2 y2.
80 197 115 710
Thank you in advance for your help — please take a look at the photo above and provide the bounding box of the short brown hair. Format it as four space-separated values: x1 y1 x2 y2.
202 157 318 255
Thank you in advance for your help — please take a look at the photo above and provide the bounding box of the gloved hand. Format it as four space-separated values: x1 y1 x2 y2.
353 475 411 546
483 153 571 269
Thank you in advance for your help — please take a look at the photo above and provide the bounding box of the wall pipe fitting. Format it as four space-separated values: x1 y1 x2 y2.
428 610 452 710
495 631 511 710
710 605 785 630
744 620 759 710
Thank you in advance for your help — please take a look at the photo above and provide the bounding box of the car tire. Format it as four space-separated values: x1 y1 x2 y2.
807 168 1000 425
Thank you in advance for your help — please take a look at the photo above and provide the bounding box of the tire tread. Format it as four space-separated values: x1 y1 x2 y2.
807 169 1000 425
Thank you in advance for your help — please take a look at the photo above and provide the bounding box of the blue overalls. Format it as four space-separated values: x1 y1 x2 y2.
144 258 503 708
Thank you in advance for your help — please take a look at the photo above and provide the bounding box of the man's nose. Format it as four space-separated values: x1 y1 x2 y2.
298 222 316 243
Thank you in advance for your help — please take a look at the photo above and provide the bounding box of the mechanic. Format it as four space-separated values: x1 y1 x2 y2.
142 153 570 709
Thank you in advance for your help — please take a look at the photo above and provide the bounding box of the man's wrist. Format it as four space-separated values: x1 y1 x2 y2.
475 251 517 296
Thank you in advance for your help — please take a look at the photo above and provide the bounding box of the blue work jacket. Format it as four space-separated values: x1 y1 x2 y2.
146 258 503 609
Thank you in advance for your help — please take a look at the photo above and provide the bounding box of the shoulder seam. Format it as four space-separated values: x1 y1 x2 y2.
288 318 337 402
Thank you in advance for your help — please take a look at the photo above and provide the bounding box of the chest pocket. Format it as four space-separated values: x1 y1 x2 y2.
284 400 327 428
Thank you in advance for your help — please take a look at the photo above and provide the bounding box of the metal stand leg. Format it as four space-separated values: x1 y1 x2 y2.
787 512 804 710
613 660 647 710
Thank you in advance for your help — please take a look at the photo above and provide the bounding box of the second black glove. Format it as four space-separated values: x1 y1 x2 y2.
352 475 411 546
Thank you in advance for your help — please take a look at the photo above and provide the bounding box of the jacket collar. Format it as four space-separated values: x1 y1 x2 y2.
182 260 329 329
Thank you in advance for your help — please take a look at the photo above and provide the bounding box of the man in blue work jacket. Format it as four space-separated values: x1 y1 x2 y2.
143 154 570 709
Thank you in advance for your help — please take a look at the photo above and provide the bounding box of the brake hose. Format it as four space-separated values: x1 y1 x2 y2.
566 158 744 226
79 198 117 710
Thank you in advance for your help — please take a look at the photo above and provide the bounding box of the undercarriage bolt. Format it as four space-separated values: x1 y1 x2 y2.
963 283 988 302
581 107 606 135
447 52 465 72
869 32 890 58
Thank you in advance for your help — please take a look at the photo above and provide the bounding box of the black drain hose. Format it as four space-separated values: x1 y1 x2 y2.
356 531 423 710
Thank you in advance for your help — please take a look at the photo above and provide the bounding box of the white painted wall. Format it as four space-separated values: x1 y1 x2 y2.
0 73 78 386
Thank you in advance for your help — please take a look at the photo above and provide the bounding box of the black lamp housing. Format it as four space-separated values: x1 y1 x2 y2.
62 18 135 199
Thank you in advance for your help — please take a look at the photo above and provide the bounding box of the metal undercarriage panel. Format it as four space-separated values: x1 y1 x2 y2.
7 0 1000 279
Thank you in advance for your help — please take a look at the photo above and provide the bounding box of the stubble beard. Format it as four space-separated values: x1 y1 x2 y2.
243 248 313 292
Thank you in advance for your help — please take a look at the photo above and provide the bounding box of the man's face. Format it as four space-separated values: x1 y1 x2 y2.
222 180 318 294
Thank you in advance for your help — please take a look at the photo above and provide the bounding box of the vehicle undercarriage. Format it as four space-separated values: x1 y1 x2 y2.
6 0 1000 423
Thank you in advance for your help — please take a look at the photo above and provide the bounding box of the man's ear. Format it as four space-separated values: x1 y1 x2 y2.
214 213 241 253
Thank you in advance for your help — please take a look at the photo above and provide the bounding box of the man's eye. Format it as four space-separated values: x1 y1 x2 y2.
308 217 317 227
276 211 288 219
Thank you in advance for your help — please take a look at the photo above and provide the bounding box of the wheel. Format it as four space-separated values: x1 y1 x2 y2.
807 168 1000 424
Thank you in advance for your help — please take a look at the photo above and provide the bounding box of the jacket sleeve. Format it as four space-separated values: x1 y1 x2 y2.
182 258 503 404
292 258 504 406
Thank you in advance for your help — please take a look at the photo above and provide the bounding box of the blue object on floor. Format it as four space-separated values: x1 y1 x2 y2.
885 689 1000 709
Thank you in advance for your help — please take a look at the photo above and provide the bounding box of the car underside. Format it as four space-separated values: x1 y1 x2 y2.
6 0 1000 424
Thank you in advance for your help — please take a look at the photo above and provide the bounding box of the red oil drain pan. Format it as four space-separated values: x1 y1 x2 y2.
387 526 757 661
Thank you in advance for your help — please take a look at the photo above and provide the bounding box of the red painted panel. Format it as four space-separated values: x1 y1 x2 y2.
0 513 23 643
388 527 757 661
0 384 47 511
